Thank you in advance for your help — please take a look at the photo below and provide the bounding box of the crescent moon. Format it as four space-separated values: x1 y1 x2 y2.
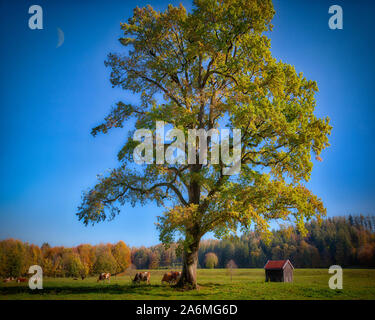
57 27 64 48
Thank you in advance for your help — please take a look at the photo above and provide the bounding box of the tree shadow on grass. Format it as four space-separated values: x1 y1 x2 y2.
197 282 225 289
0 283 214 298
0 284 133 296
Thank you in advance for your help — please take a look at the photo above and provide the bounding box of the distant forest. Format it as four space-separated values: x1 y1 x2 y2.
134 215 375 269
1 215 374 277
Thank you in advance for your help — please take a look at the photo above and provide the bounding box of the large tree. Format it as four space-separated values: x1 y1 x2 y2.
77 0 331 288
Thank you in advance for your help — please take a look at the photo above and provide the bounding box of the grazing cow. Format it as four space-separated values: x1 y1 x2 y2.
172 271 181 282
97 273 111 282
132 272 150 284
161 271 181 284
16 277 27 283
81 275 86 280
161 272 173 284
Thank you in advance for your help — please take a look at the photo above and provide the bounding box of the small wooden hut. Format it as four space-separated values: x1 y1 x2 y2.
264 259 294 282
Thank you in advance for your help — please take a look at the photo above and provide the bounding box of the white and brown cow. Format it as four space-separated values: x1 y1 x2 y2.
132 272 150 284
97 273 111 282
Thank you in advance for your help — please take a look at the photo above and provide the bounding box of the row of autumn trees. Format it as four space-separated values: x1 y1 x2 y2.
1 215 375 277
0 241 131 278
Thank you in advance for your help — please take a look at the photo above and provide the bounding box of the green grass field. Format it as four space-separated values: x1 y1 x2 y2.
1 269 374 300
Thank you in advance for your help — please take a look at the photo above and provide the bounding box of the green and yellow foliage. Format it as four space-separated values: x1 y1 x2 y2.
76 0 332 287
204 252 219 268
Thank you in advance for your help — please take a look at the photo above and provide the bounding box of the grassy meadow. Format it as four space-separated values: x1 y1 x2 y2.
1 269 374 300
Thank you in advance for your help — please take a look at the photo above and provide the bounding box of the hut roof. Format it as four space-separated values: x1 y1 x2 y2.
264 259 294 270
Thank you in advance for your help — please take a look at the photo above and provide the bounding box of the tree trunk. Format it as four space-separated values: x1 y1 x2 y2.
176 238 200 289
178 167 202 290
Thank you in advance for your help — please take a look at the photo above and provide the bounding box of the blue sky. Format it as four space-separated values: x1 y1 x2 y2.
0 0 374 247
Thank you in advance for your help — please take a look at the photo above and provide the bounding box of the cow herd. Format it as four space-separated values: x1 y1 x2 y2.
96 270 181 285
2 277 27 283
3 271 181 285
132 270 181 285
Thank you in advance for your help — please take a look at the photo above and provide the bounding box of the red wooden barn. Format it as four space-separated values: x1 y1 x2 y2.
264 259 294 282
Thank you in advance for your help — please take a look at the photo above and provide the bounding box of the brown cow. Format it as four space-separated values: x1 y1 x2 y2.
161 271 181 284
97 273 111 282
161 272 173 284
172 271 181 282
133 272 150 284
16 277 27 283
